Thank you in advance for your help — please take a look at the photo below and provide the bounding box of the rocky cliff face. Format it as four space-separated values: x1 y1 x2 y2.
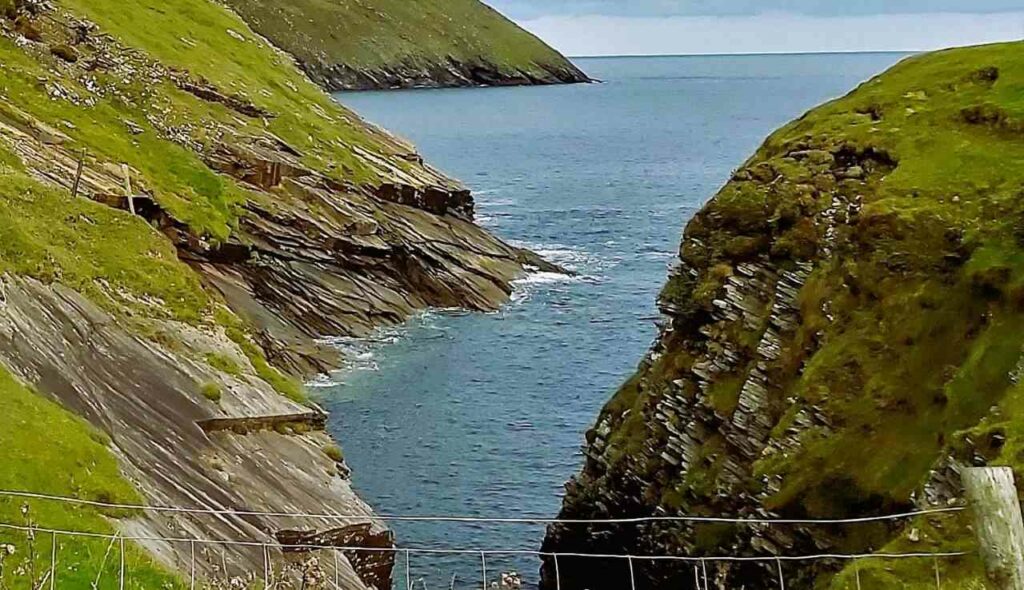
543 42 1024 589
296 57 589 93
0 0 550 587
219 0 590 91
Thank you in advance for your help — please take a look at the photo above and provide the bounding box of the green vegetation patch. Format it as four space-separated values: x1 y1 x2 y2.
741 42 1024 584
219 0 583 86
744 41 1024 511
0 145 210 323
58 0 401 187
0 141 309 403
200 382 223 403
322 443 344 463
0 35 250 239
585 41 1024 587
0 366 181 589
221 317 307 404
205 353 242 377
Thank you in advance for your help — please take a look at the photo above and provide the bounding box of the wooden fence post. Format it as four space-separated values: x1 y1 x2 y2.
963 466 1024 589
121 163 136 215
70 150 85 199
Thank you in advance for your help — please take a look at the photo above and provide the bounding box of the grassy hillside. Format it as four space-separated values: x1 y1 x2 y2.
545 40 1024 589
219 0 589 89
0 366 180 589
0 0 539 583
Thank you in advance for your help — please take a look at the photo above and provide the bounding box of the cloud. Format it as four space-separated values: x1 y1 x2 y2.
489 0 1024 20
518 12 1024 56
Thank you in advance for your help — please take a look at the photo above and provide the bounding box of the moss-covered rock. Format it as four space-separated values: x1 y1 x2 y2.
543 41 1024 590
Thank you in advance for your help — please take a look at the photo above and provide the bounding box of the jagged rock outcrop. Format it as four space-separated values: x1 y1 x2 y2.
543 43 1024 589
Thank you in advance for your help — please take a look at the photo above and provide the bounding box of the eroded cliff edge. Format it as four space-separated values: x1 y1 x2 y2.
543 42 1024 589
0 0 551 587
220 0 590 91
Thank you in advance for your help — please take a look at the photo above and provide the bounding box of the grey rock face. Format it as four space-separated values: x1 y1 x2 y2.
0 276 382 588
540 141 919 590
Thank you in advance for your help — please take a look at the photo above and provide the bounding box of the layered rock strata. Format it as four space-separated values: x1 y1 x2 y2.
0 2 553 587
543 44 1024 588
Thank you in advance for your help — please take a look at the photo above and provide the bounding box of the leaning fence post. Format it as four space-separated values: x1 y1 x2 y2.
121 163 136 215
71 150 85 199
480 551 487 590
963 466 1024 589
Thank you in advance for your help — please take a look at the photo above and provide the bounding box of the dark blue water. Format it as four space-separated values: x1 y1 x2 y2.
324 53 907 588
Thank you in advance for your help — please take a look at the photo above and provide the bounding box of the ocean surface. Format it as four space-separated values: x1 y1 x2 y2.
325 53 907 588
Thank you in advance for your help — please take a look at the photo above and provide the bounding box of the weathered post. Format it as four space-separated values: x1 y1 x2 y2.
963 466 1024 589
70 150 85 198
121 163 136 215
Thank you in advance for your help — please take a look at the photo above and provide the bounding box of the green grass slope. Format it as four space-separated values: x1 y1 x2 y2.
546 40 1024 589
218 0 590 90
0 0 536 582
0 365 181 589
736 40 1024 522
0 0 432 577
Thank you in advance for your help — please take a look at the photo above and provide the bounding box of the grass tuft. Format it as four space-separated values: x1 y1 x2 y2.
321 444 343 463
200 382 222 403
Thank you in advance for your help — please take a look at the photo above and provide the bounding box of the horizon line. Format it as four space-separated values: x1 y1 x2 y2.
568 49 917 59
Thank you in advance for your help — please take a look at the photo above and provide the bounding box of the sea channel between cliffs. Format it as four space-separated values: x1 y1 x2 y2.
316 53 906 588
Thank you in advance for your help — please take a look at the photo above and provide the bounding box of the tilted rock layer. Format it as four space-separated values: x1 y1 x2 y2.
0 0 549 587
543 42 1024 589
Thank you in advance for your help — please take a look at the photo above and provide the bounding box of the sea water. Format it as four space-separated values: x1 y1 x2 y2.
325 53 907 588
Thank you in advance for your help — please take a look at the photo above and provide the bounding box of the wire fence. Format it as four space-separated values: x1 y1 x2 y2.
0 489 972 590
0 489 967 525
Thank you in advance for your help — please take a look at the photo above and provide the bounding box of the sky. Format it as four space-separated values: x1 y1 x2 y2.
486 0 1024 56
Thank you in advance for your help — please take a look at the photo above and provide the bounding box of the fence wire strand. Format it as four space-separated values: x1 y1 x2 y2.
0 519 971 563
0 489 966 526
0 489 976 590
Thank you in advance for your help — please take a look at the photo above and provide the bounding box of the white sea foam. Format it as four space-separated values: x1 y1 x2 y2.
513 271 579 286
512 241 609 273
505 241 607 307
317 326 407 379
306 374 343 389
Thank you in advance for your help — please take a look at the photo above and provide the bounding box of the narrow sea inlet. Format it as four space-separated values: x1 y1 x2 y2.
322 53 906 588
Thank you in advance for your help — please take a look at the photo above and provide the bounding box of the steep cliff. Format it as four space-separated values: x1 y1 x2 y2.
543 42 1024 589
219 0 590 90
0 0 548 587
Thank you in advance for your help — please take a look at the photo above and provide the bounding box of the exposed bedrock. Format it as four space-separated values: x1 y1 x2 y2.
0 276 386 588
0 5 560 587
540 51 1024 585
306 57 591 92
